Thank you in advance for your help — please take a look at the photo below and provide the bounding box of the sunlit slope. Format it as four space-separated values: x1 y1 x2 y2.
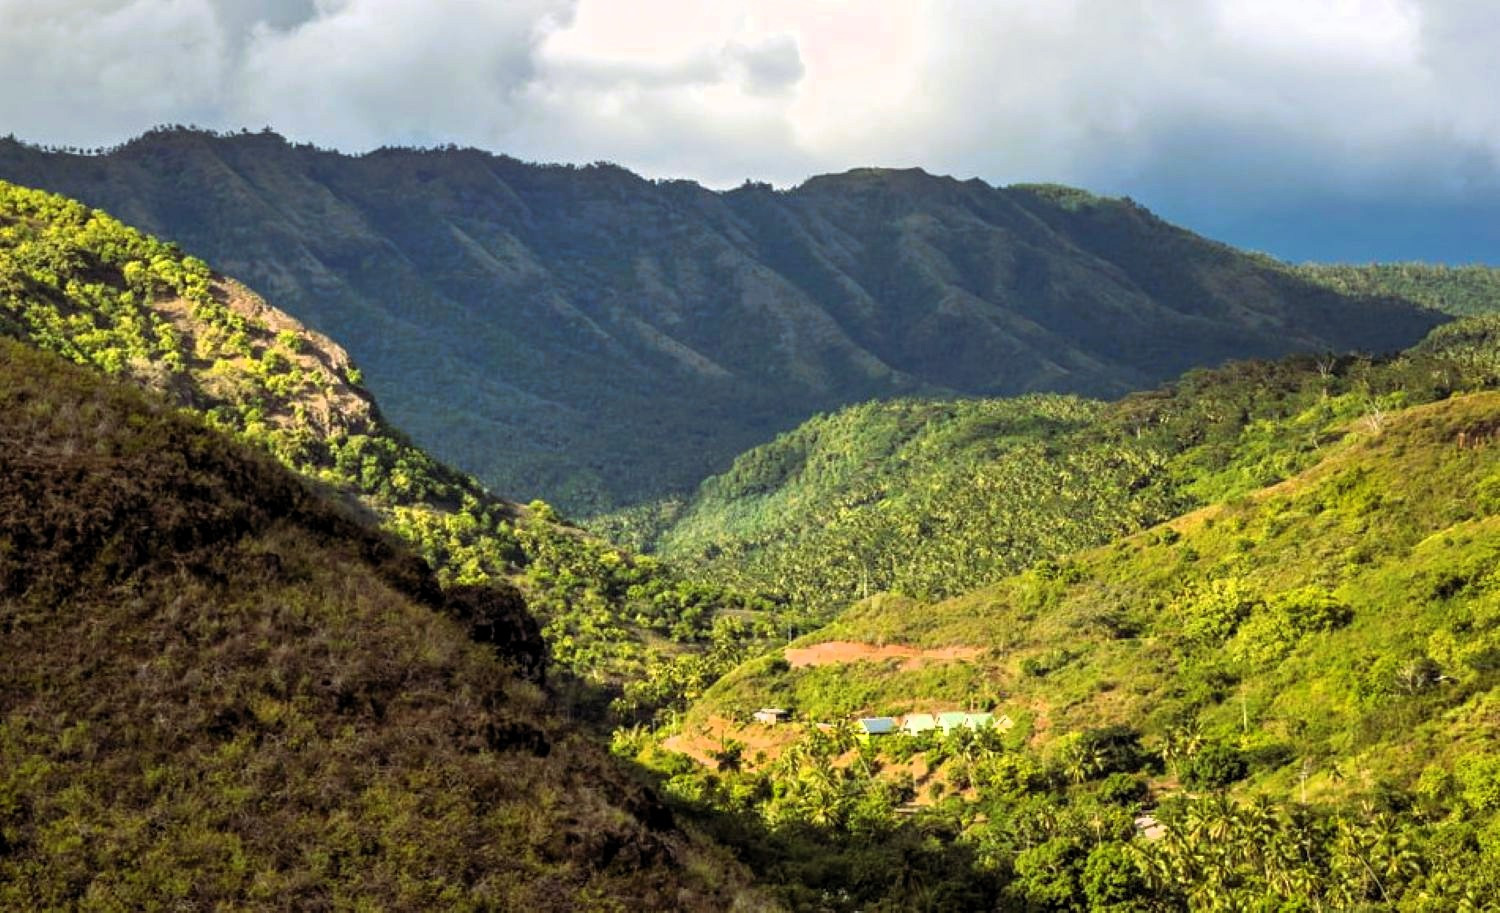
1295 262 1500 317
0 341 770 910
634 317 1500 623
698 390 1500 806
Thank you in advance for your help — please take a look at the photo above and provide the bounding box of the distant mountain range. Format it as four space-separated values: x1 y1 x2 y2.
0 128 1448 513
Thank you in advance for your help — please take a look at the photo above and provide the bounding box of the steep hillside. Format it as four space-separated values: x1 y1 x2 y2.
0 340 771 910
0 129 1447 512
0 179 780 709
1295 262 1500 317
700 391 1500 736
636 382 1500 911
610 395 1173 610
630 317 1500 616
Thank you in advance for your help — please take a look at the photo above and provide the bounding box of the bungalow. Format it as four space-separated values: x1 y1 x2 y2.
753 708 790 725
938 712 1012 735
965 712 997 731
937 712 970 735
901 713 938 736
856 717 897 738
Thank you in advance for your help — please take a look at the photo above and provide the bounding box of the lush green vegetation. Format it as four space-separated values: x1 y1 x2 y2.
9 169 1500 910
629 395 1174 610
0 128 1445 513
622 711 1499 911
0 340 768 911
1296 262 1500 317
0 179 781 715
633 320 1500 626
643 379 1500 909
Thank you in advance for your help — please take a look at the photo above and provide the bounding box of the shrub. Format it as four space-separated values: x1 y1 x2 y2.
1095 772 1149 808
1083 842 1148 909
1181 742 1248 790
1174 578 1260 645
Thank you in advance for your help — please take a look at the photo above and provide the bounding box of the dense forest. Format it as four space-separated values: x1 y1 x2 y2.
1295 262 1500 318
617 314 1500 624
0 129 1445 513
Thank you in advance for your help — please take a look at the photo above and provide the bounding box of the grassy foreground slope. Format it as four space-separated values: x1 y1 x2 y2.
0 178 779 701
0 341 772 911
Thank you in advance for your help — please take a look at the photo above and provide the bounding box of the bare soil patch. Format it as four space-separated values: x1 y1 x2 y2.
784 640 983 670
663 715 805 769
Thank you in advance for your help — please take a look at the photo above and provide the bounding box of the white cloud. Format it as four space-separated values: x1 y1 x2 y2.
0 0 228 147
3 0 1499 211
232 0 570 149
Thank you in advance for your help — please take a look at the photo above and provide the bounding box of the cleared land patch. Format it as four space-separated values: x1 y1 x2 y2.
784 640 983 670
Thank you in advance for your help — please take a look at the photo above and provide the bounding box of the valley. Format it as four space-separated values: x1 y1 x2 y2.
3 175 1499 910
12 5 1500 909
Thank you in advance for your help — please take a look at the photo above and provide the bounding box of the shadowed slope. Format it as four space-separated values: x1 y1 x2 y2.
0 130 1447 511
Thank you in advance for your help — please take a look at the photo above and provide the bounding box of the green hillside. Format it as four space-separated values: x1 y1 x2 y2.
0 129 1447 513
0 179 780 712
0 340 770 910
614 394 1174 611
701 389 1500 728
629 365 1500 910
1296 262 1500 317
633 317 1500 622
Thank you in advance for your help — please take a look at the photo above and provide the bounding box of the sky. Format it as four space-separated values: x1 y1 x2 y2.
3 0 1499 262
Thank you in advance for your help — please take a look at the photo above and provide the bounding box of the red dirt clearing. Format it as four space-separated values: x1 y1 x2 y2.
784 640 983 670
662 715 805 769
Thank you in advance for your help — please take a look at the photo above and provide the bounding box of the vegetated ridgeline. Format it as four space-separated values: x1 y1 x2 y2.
627 311 1500 619
0 127 1450 513
1295 261 1500 318
0 178 786 710
0 341 773 910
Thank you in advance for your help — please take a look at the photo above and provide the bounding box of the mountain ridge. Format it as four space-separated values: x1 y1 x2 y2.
0 127 1447 512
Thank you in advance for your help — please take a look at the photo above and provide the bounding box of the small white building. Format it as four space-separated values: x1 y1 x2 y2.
753 707 790 725
938 711 1013 735
901 713 938 736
